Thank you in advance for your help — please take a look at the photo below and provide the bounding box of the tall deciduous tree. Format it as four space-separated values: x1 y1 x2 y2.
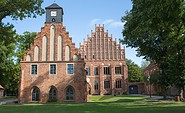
0 0 44 95
121 0 185 98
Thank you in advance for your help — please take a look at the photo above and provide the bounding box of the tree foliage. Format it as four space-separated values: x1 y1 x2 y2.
0 0 44 95
126 59 143 82
16 31 37 62
0 0 44 21
121 0 185 96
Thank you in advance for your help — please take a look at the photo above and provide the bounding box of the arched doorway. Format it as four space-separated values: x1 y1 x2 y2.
66 86 74 100
49 86 57 102
129 85 138 94
32 87 40 101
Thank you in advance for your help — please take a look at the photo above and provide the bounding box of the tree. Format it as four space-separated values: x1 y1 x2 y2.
16 31 37 62
0 0 44 95
0 0 44 21
121 0 185 98
126 59 143 82
141 60 150 70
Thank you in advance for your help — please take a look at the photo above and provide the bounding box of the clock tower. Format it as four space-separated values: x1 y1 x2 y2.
45 3 64 23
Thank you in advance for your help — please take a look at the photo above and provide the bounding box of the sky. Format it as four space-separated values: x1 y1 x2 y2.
3 0 144 66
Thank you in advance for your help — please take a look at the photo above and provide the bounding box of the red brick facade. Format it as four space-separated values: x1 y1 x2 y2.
19 3 129 103
19 3 87 103
79 25 128 95
143 63 180 96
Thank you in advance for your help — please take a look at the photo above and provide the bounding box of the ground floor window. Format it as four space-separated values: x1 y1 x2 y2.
104 80 110 89
49 87 57 102
32 87 40 101
66 86 74 100
94 81 99 90
116 80 122 88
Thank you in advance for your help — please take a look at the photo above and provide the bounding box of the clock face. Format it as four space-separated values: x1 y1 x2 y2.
51 11 57 16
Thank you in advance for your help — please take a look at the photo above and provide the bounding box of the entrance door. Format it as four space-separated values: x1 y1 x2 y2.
32 88 39 101
129 85 138 94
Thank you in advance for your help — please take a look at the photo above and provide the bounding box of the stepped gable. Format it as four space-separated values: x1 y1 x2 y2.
79 24 125 61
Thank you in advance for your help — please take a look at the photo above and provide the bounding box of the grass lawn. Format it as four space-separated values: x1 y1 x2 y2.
0 95 185 113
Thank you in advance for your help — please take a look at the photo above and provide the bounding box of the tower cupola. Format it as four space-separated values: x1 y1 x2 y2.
45 3 64 23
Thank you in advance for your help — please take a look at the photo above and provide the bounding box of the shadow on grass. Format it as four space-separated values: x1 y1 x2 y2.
95 95 148 103
1 101 185 113
99 96 114 101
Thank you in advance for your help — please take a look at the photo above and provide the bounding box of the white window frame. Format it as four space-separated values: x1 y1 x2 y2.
49 64 57 75
30 64 38 75
66 63 74 75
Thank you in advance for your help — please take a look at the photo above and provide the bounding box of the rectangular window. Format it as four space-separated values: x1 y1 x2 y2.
94 67 99 75
104 67 110 75
50 64 56 74
31 65 37 75
104 81 110 89
116 80 122 88
86 67 90 75
67 64 74 74
115 67 121 74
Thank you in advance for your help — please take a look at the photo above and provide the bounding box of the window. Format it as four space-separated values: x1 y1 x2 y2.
86 67 90 75
50 64 56 74
104 81 110 89
31 65 37 75
49 87 57 102
65 46 70 61
67 64 74 74
116 80 122 88
93 55 95 59
94 67 99 75
94 81 99 90
115 67 121 74
104 67 110 75
32 87 39 101
66 86 74 100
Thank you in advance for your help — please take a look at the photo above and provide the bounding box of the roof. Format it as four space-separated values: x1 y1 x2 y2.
0 85 4 90
45 3 63 9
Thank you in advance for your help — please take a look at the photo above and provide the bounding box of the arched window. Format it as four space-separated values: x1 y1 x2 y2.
34 46 39 61
42 36 47 61
32 87 40 101
65 45 70 61
66 86 74 100
73 54 78 61
115 79 122 88
49 86 57 102
94 81 98 90
50 25 55 61
57 35 63 61
26 54 31 61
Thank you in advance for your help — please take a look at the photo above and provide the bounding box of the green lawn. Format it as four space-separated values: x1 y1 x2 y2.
0 95 185 113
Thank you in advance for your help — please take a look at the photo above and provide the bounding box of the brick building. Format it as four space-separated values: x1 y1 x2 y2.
19 3 87 103
0 85 4 99
143 63 179 96
79 25 128 95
